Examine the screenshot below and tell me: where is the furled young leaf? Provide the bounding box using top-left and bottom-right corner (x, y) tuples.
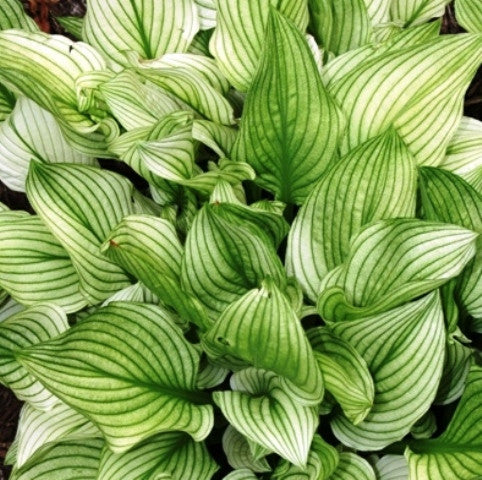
(222, 426), (271, 473)
(16, 302), (214, 452)
(182, 202), (288, 319)
(389, 0), (451, 25)
(204, 281), (323, 405)
(287, 129), (417, 300)
(0, 30), (115, 156)
(26, 163), (140, 304)
(419, 167), (482, 318)
(214, 368), (319, 468)
(83, 0), (199, 65)
(56, 16), (84, 40)
(456, 0), (482, 33)
(0, 304), (69, 410)
(0, 213), (87, 312)
(0, 96), (96, 192)
(317, 218), (477, 322)
(13, 402), (100, 468)
(330, 452), (375, 480)
(210, 0), (309, 91)
(102, 214), (211, 330)
(373, 455), (408, 480)
(10, 438), (103, 480)
(234, 9), (343, 204)
(411, 411), (437, 439)
(309, 0), (372, 55)
(97, 432), (218, 480)
(442, 116), (482, 194)
(308, 328), (374, 424)
(329, 292), (445, 450)
(327, 34), (482, 166)
(0, 0), (38, 31)
(406, 365), (482, 479)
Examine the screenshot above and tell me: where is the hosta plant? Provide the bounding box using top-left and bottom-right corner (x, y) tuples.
(0, 0), (481, 479)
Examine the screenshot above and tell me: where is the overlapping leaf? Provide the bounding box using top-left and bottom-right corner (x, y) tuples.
(456, 0), (482, 33)
(373, 455), (408, 480)
(330, 452), (375, 480)
(0, 0), (38, 31)
(389, 0), (451, 25)
(16, 302), (214, 452)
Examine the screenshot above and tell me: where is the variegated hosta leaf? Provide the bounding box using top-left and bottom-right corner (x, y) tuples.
(83, 0), (199, 65)
(101, 214), (211, 330)
(0, 214), (87, 312)
(329, 292), (445, 450)
(0, 0), (38, 31)
(435, 339), (472, 405)
(406, 365), (482, 479)
(102, 282), (158, 306)
(195, 0), (217, 30)
(0, 30), (114, 156)
(10, 438), (103, 480)
(0, 82), (14, 121)
(223, 470), (258, 480)
(182, 202), (288, 320)
(192, 120), (237, 158)
(197, 358), (229, 389)
(286, 129), (417, 301)
(222, 426), (271, 473)
(317, 218), (477, 322)
(389, 0), (451, 25)
(16, 302), (214, 452)
(308, 327), (374, 424)
(410, 411), (437, 439)
(0, 297), (25, 323)
(273, 434), (339, 479)
(203, 281), (323, 405)
(97, 432), (218, 480)
(456, 0), (482, 33)
(14, 402), (101, 468)
(419, 167), (482, 318)
(0, 304), (69, 410)
(327, 34), (482, 166)
(56, 16), (84, 40)
(330, 452), (376, 480)
(214, 368), (319, 468)
(234, 9), (343, 204)
(363, 0), (391, 24)
(26, 163), (140, 304)
(309, 0), (372, 55)
(210, 0), (309, 92)
(0, 96), (96, 192)
(373, 455), (408, 480)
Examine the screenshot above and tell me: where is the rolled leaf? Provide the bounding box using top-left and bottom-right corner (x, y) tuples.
(373, 455), (408, 480)
(234, 9), (343, 204)
(56, 16), (83, 39)
(16, 302), (214, 452)
(330, 452), (375, 480)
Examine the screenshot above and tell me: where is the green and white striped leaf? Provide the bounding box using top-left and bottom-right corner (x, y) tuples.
(435, 339), (472, 405)
(196, 0), (217, 29)
(101, 214), (211, 330)
(287, 129), (417, 301)
(309, 0), (372, 55)
(182, 203), (288, 320)
(419, 167), (482, 318)
(0, 30), (114, 156)
(0, 304), (69, 410)
(10, 438), (103, 480)
(222, 426), (271, 473)
(0, 213), (87, 312)
(327, 34), (482, 166)
(442, 116), (482, 194)
(97, 431), (218, 480)
(330, 452), (375, 480)
(329, 292), (445, 450)
(0, 83), (14, 121)
(16, 302), (214, 452)
(406, 364), (482, 480)
(308, 328), (374, 425)
(234, 9), (343, 204)
(26, 163), (139, 304)
(102, 282), (158, 306)
(373, 455), (408, 480)
(223, 471), (258, 480)
(214, 368), (319, 468)
(203, 281), (323, 405)
(0, 0), (38, 31)
(0, 96), (96, 192)
(410, 411), (437, 439)
(456, 0), (482, 33)
(83, 0), (199, 65)
(389, 0), (451, 25)
(192, 120), (237, 158)
(14, 402), (100, 467)
(56, 16), (84, 40)
(317, 219), (477, 322)
(210, 0), (309, 92)
(0, 297), (24, 323)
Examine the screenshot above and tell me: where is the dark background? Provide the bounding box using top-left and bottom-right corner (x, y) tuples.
(0, 2), (481, 478)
